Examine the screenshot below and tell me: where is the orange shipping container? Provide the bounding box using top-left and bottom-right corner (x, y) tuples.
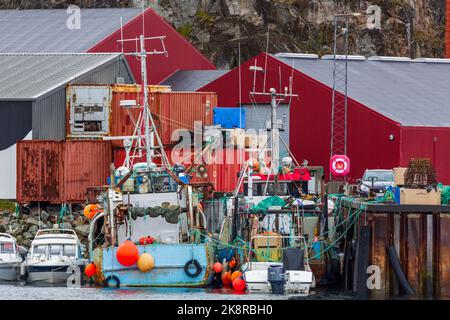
(17, 140), (112, 204)
(149, 92), (216, 146)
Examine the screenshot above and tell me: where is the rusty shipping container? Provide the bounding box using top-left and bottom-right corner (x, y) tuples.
(17, 140), (112, 204)
(17, 141), (65, 204)
(67, 84), (215, 149)
(63, 141), (112, 203)
(149, 92), (216, 146)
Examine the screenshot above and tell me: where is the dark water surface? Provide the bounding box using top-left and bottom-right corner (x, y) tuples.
(0, 284), (355, 300)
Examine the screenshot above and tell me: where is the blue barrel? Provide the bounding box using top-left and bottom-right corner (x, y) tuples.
(268, 265), (285, 295)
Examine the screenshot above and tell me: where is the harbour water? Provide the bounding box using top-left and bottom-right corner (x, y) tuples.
(0, 285), (351, 300)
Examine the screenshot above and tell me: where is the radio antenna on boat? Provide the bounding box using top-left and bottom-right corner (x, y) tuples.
(249, 56), (298, 195)
(117, 34), (169, 171)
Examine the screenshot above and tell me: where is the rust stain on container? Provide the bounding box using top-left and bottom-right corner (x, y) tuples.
(149, 92), (217, 146)
(17, 141), (64, 204)
(17, 140), (112, 204)
(108, 86), (217, 148)
(63, 141), (112, 203)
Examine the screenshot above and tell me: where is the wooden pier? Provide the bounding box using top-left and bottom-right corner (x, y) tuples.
(339, 199), (450, 299)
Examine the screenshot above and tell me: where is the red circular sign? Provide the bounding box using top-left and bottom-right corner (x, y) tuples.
(330, 155), (350, 177)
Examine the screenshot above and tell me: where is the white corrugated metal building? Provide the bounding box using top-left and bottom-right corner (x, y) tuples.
(0, 53), (134, 199)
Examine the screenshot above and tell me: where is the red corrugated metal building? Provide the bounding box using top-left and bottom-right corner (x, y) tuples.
(88, 8), (216, 84)
(0, 8), (215, 85)
(199, 52), (450, 184)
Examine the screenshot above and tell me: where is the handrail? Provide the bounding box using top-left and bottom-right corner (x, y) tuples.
(35, 229), (78, 239)
(88, 211), (106, 257)
(0, 233), (17, 241)
(248, 235), (309, 270)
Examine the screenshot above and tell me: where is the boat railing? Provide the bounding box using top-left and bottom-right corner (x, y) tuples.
(35, 229), (79, 239)
(0, 233), (17, 241)
(247, 235), (310, 270)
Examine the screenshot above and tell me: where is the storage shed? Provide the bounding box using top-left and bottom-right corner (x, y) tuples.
(0, 8), (215, 84)
(199, 52), (450, 184)
(0, 53), (133, 199)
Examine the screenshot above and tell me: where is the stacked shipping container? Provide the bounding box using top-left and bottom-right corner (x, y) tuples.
(17, 140), (112, 204)
(17, 85), (223, 203)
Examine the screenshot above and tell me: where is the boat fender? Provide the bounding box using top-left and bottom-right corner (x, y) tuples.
(104, 275), (120, 288)
(184, 259), (202, 278)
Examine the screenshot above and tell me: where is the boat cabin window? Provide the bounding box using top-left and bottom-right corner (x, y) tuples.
(245, 182), (293, 196)
(32, 245), (47, 258)
(63, 245), (76, 257)
(49, 245), (63, 256)
(0, 242), (15, 254)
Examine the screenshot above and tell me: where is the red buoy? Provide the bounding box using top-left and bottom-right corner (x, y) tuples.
(232, 277), (246, 292)
(116, 240), (139, 267)
(229, 257), (237, 269)
(85, 263), (96, 277)
(213, 262), (223, 274)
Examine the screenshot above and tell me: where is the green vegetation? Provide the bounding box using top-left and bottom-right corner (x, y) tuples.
(0, 200), (15, 212)
(177, 24), (193, 38)
(196, 10), (215, 25)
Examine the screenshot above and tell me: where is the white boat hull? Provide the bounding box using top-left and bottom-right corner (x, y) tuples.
(244, 269), (313, 294)
(24, 262), (85, 286)
(243, 262), (313, 295)
(0, 263), (19, 282)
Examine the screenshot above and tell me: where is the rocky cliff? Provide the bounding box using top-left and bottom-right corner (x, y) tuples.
(0, 0), (446, 69)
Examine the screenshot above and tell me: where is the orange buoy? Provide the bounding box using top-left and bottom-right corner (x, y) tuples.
(137, 253), (155, 272)
(213, 262), (223, 274)
(84, 263), (96, 277)
(231, 271), (242, 282)
(229, 257), (236, 269)
(232, 277), (246, 292)
(84, 204), (102, 219)
(221, 271), (232, 287)
(116, 240), (139, 267)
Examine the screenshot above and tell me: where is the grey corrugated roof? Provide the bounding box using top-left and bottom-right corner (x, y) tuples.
(161, 70), (229, 91)
(274, 55), (450, 127)
(0, 53), (121, 99)
(0, 9), (141, 53)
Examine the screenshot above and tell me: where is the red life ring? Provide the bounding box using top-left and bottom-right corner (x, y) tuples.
(330, 155), (350, 177)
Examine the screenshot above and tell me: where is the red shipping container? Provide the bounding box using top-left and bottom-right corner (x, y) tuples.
(17, 140), (112, 204)
(63, 141), (112, 203)
(17, 141), (65, 204)
(108, 86), (217, 148)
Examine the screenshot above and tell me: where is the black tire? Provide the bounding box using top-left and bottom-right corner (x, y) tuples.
(104, 275), (120, 288)
(184, 259), (202, 278)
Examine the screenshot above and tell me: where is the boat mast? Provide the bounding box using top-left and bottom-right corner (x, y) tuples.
(139, 35), (154, 169)
(270, 88), (280, 195)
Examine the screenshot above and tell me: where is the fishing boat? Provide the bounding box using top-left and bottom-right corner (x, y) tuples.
(22, 228), (86, 285)
(86, 34), (214, 288)
(0, 233), (22, 282)
(242, 235), (314, 294)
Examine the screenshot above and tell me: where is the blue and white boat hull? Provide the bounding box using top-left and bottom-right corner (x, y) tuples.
(94, 243), (214, 288)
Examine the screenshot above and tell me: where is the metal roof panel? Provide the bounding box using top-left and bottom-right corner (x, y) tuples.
(275, 55), (450, 127)
(0, 53), (121, 99)
(0, 9), (141, 53)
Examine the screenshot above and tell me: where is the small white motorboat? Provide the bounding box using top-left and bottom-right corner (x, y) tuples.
(243, 235), (314, 295)
(22, 228), (86, 286)
(0, 233), (22, 282)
